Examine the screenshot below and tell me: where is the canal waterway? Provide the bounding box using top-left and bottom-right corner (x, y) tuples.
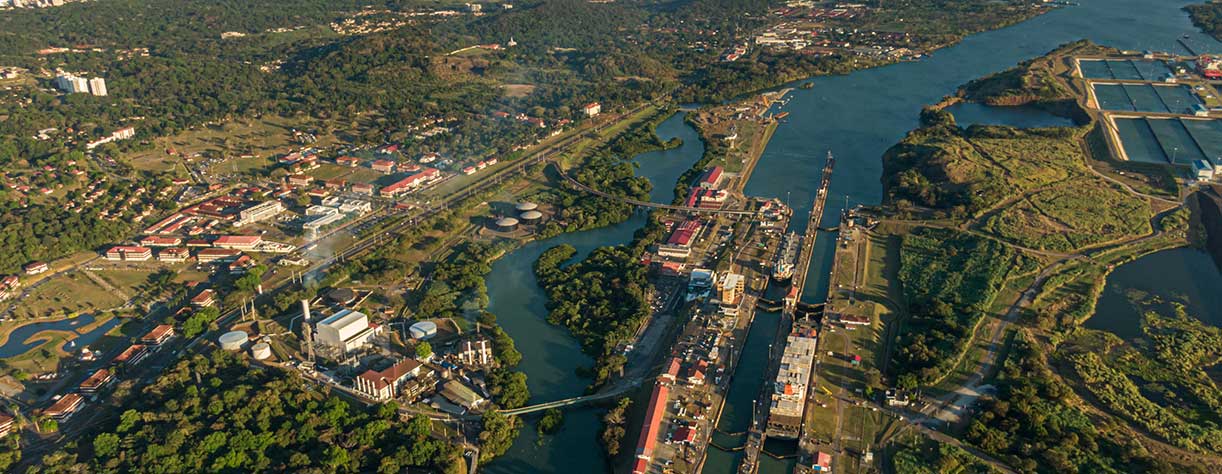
(484, 0), (1221, 471)
(484, 111), (705, 474)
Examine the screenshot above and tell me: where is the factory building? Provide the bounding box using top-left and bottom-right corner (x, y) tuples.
(354, 358), (422, 401)
(315, 309), (382, 354)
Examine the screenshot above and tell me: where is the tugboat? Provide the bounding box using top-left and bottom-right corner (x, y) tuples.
(772, 232), (800, 282)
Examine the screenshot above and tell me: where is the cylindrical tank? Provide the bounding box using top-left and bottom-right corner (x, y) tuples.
(409, 321), (438, 340)
(250, 342), (272, 360)
(326, 287), (356, 306)
(218, 330), (249, 351)
(515, 201), (538, 212)
(495, 217), (519, 231)
(519, 210), (543, 223)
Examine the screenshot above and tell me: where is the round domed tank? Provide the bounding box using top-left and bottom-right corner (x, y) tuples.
(495, 217), (519, 231)
(250, 342), (272, 360)
(515, 201), (538, 212)
(409, 321), (438, 340)
(218, 330), (249, 351)
(519, 210), (543, 223)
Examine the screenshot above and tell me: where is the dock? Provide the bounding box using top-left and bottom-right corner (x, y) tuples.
(785, 151), (836, 312)
(739, 151), (835, 474)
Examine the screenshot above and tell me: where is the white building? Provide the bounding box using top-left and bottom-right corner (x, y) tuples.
(87, 77), (107, 96)
(236, 200), (284, 227)
(354, 358), (422, 401)
(315, 309), (381, 354)
(1193, 159), (1215, 181)
(55, 73), (106, 96)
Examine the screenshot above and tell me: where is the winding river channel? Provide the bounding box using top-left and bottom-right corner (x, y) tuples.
(485, 0), (1222, 472)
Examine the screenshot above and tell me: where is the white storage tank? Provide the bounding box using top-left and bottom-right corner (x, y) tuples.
(495, 217), (519, 232)
(515, 201), (538, 212)
(409, 321), (438, 340)
(519, 210), (543, 223)
(219, 330), (249, 351)
(250, 342), (272, 360)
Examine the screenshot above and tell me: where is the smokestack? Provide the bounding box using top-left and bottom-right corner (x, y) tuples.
(301, 300), (315, 362)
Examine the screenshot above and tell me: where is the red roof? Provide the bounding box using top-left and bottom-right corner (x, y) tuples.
(358, 359), (421, 390)
(45, 393), (83, 416)
(635, 381), (670, 459)
(142, 324), (174, 343)
(665, 358), (681, 378)
(214, 235), (261, 246)
(674, 426), (696, 443)
(632, 458), (649, 474)
(666, 220), (701, 246)
(79, 369), (112, 390)
(816, 452), (832, 468)
(697, 166), (723, 187)
(113, 344), (147, 364)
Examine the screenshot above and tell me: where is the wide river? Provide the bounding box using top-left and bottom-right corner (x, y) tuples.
(485, 0), (1221, 472)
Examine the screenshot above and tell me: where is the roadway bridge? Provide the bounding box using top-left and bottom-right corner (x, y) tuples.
(552, 160), (758, 216)
(457, 377), (645, 420)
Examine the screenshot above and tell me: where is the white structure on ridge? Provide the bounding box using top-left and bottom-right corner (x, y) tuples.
(54, 73), (106, 96)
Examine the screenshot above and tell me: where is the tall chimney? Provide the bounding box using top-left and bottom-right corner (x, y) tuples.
(301, 300), (315, 362)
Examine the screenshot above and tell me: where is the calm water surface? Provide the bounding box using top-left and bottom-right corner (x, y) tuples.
(1087, 248), (1222, 340)
(486, 0), (1221, 471)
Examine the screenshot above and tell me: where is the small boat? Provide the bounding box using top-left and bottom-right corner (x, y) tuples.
(800, 82), (814, 89)
(775, 111), (790, 120)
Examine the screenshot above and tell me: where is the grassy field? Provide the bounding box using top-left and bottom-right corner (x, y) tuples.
(8, 272), (125, 319)
(978, 178), (1151, 252)
(124, 115), (339, 175)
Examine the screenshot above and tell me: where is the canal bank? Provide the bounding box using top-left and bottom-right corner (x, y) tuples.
(483, 111), (706, 474)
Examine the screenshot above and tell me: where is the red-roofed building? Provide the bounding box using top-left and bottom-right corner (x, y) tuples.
(190, 289), (216, 307)
(141, 324), (175, 345)
(687, 360), (707, 386)
(666, 220), (701, 247)
(213, 235), (262, 250)
(139, 236), (182, 247)
(380, 168), (440, 197)
(371, 159), (396, 173)
(696, 166), (724, 189)
(24, 262), (49, 275)
(197, 248), (243, 263)
(814, 452), (832, 472)
(113, 344), (149, 366)
(631, 458), (649, 474)
(673, 425), (696, 444)
(324, 178), (347, 190)
(287, 174), (313, 187)
(0, 413), (12, 438)
(351, 183), (375, 195)
(44, 393), (84, 420)
(662, 357), (681, 383)
(157, 247), (190, 263)
(354, 358), (422, 401)
(336, 156), (361, 167)
(105, 246), (152, 261)
(633, 381), (669, 468)
(79, 368), (113, 393)
(462, 166), (477, 175)
(583, 102), (601, 117)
